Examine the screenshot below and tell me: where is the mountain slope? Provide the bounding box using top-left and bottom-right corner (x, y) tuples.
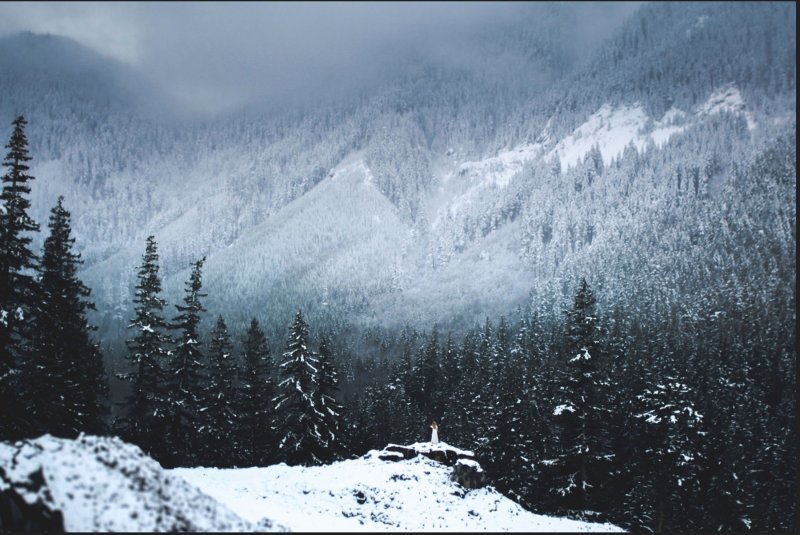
(0, 1), (794, 346)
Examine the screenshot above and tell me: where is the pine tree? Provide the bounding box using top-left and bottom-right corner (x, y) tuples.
(313, 331), (345, 462)
(438, 332), (460, 430)
(416, 324), (441, 422)
(273, 310), (325, 465)
(201, 315), (237, 466)
(28, 197), (108, 437)
(626, 378), (705, 533)
(484, 343), (536, 505)
(549, 278), (612, 513)
(120, 235), (172, 460)
(0, 115), (40, 440)
(235, 318), (275, 466)
(166, 257), (207, 467)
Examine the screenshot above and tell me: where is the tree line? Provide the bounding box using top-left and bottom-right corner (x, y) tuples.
(0, 115), (345, 469)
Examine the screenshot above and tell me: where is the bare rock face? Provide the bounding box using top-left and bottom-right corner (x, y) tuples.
(450, 459), (489, 489)
(0, 477), (65, 532)
(376, 442), (489, 489)
(0, 434), (269, 532)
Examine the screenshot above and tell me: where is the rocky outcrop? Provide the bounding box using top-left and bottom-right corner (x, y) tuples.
(0, 482), (65, 532)
(376, 442), (489, 489)
(450, 459), (489, 489)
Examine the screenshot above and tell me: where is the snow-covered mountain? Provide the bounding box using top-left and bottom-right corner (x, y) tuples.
(0, 2), (794, 350)
(0, 434), (622, 532)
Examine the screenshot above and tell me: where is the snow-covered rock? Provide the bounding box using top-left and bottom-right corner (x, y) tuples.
(378, 441), (475, 466)
(451, 458), (488, 489)
(173, 444), (624, 532)
(0, 434), (280, 532)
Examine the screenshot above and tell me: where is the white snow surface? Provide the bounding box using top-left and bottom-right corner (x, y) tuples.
(548, 103), (690, 170)
(435, 84), (751, 225)
(173, 444), (623, 532)
(695, 84), (756, 130)
(450, 142), (546, 188)
(548, 84), (754, 171)
(1, 435), (622, 532)
(0, 434), (273, 532)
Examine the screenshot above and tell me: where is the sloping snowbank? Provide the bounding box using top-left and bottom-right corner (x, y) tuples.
(173, 444), (624, 532)
(0, 434), (278, 532)
(1, 435), (623, 532)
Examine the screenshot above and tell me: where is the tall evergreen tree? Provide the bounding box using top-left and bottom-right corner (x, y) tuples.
(626, 377), (705, 533)
(28, 197), (108, 437)
(549, 278), (612, 513)
(438, 331), (460, 431)
(235, 318), (275, 466)
(120, 235), (172, 460)
(273, 310), (325, 465)
(166, 257), (207, 467)
(201, 315), (237, 466)
(313, 331), (345, 462)
(416, 324), (441, 422)
(0, 115), (40, 440)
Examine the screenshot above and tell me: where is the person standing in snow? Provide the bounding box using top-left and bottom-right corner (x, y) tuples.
(430, 421), (439, 444)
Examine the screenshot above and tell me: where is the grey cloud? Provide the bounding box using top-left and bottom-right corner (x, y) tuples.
(0, 2), (641, 113)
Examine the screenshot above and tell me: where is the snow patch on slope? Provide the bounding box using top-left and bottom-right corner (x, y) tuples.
(549, 103), (690, 170)
(450, 142), (547, 188)
(173, 447), (623, 532)
(432, 141), (546, 228)
(549, 84), (754, 171)
(695, 84), (756, 130)
(329, 155), (376, 187)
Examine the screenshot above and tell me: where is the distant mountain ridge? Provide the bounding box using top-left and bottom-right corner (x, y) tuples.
(0, 1), (794, 353)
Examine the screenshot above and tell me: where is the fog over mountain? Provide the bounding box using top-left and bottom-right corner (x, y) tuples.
(0, 2), (640, 112)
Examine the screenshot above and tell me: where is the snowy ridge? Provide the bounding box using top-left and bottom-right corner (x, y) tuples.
(0, 434), (273, 532)
(434, 84), (751, 226)
(549, 84), (754, 171)
(173, 444), (624, 532)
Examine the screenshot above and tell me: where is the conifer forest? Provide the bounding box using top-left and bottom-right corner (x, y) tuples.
(0, 2), (795, 532)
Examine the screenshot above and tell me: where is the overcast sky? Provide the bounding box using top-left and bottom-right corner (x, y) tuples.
(0, 2), (640, 113)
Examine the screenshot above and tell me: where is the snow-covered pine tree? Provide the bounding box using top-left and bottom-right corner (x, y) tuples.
(416, 324), (441, 422)
(446, 330), (479, 444)
(29, 196), (108, 438)
(549, 278), (612, 513)
(313, 331), (344, 463)
(438, 332), (461, 429)
(0, 115), (40, 440)
(201, 315), (237, 466)
(626, 378), (704, 533)
(235, 317), (275, 466)
(472, 318), (496, 457)
(166, 257), (207, 467)
(120, 235), (172, 460)
(273, 310), (325, 466)
(484, 335), (536, 506)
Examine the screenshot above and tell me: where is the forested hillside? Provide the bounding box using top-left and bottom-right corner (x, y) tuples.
(0, 2), (795, 532)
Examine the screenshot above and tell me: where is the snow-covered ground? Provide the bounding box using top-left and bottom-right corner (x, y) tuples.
(172, 444), (623, 532)
(1, 435), (622, 532)
(0, 434), (269, 532)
